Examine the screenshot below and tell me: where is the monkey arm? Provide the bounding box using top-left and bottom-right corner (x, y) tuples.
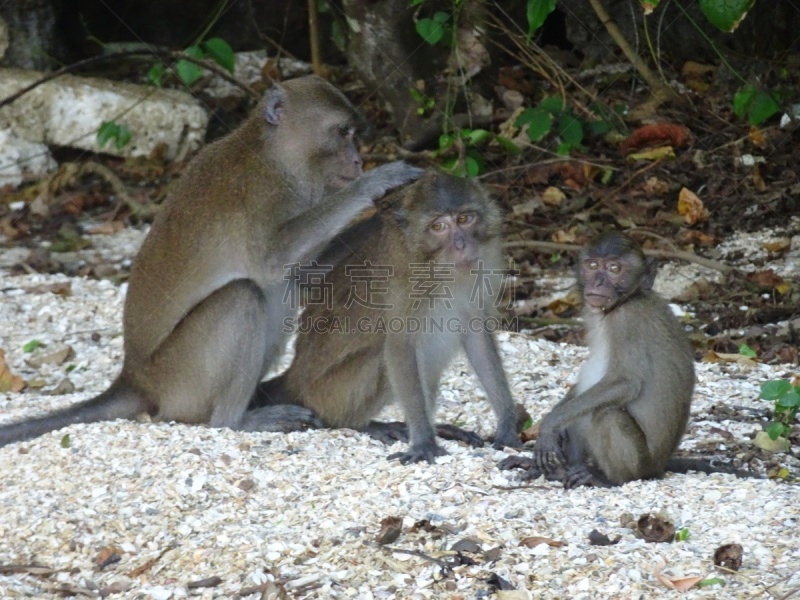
(541, 376), (640, 432)
(462, 330), (520, 449)
(383, 334), (446, 464)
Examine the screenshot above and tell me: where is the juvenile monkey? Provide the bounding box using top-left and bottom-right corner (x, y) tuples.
(252, 172), (521, 464)
(0, 75), (421, 448)
(504, 232), (691, 487)
(501, 232), (754, 487)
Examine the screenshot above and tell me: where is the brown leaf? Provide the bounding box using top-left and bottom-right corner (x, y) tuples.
(651, 558), (703, 592)
(713, 543), (743, 571)
(25, 346), (74, 369)
(541, 186), (566, 207)
(677, 188), (709, 225)
(635, 514), (675, 543)
(376, 516), (403, 545)
(761, 239), (792, 254)
(643, 176), (670, 196)
(0, 349), (24, 393)
(95, 545), (123, 569)
(621, 123), (692, 155)
(701, 350), (758, 368)
(23, 281), (72, 295)
(519, 536), (564, 548)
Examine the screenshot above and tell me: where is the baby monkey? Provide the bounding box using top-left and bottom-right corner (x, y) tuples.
(253, 172), (521, 463)
(502, 232), (757, 487)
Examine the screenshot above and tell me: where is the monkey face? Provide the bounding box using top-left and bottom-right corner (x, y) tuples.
(426, 211), (484, 268)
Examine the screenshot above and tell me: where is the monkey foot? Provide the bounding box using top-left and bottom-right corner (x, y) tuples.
(563, 465), (613, 489)
(499, 455), (569, 482)
(362, 421), (409, 444)
(237, 405), (324, 433)
(434, 423), (484, 448)
(388, 441), (448, 465)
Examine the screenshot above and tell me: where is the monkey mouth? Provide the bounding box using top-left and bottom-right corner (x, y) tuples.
(585, 293), (612, 308)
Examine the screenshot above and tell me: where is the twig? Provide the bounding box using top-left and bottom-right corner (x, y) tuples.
(307, 0), (323, 75)
(0, 50), (258, 110)
(587, 0), (678, 105)
(364, 541), (452, 571)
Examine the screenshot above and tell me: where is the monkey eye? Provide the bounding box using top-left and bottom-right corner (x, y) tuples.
(339, 125), (355, 138)
(430, 221), (447, 233)
(456, 212), (476, 225)
(586, 259), (599, 270)
(608, 261), (621, 273)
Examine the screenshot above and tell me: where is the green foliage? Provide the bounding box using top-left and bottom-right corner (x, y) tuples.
(434, 128), (499, 177)
(675, 528), (690, 542)
(416, 11), (453, 46)
(759, 379), (800, 441)
(147, 37), (235, 87)
(514, 96), (610, 155)
(527, 0), (557, 36)
(698, 0), (755, 32)
(697, 578), (725, 588)
(97, 121), (133, 151)
(23, 340), (42, 353)
(409, 87), (435, 116)
(738, 343), (757, 358)
(60, 433), (71, 448)
(733, 85), (781, 126)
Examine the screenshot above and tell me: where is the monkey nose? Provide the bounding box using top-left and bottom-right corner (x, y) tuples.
(454, 236), (466, 250)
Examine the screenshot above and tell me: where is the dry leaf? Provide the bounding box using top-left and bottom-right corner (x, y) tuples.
(519, 536), (564, 548)
(621, 123), (691, 155)
(643, 176), (670, 196)
(748, 127), (767, 148)
(0, 349), (24, 393)
(753, 431), (790, 453)
(627, 146), (676, 162)
(702, 350), (758, 368)
(551, 229), (577, 244)
(541, 186), (566, 207)
(677, 188), (710, 225)
(761, 239), (792, 254)
(652, 558), (703, 592)
(376, 516), (403, 545)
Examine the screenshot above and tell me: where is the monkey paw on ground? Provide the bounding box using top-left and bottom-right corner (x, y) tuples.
(388, 441), (448, 465)
(531, 433), (567, 473)
(237, 405), (324, 433)
(362, 421), (410, 444)
(564, 464), (613, 489)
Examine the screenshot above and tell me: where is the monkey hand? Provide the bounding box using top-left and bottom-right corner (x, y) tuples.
(350, 162), (424, 207)
(532, 430), (567, 474)
(388, 440), (448, 465)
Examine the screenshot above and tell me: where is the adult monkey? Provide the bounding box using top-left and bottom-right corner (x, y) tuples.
(501, 232), (755, 487)
(0, 75), (421, 448)
(253, 172), (522, 464)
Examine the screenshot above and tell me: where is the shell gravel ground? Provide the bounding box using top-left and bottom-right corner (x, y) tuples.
(0, 228), (798, 599)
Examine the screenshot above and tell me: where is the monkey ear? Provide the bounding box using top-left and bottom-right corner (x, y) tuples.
(642, 256), (658, 290)
(264, 85), (287, 125)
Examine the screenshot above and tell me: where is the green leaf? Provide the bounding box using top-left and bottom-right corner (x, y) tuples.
(23, 340), (42, 353)
(760, 379), (792, 401)
(432, 11), (449, 24)
(539, 95), (566, 115)
(496, 135), (521, 154)
(697, 578), (724, 588)
(549, 253), (561, 263)
(416, 17), (444, 45)
(464, 155), (481, 177)
(438, 132), (457, 151)
(733, 86), (757, 118)
(516, 107), (553, 142)
(66, 364), (76, 373)
(147, 63), (166, 86)
(747, 90), (780, 126)
(765, 421), (787, 441)
(738, 343), (757, 358)
(676, 528), (690, 542)
(96, 121), (117, 149)
(559, 113), (584, 146)
(113, 124), (132, 150)
(556, 141), (572, 155)
(588, 119), (612, 136)
(776, 390), (800, 409)
(526, 0), (557, 36)
(331, 19), (347, 52)
(465, 128), (491, 146)
(60, 433), (71, 448)
(522, 416), (534, 430)
(698, 0), (755, 32)
(177, 44), (205, 86)
(202, 37), (235, 73)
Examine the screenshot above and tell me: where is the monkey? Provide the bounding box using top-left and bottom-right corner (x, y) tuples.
(500, 232), (757, 487)
(250, 171), (521, 464)
(0, 75), (422, 448)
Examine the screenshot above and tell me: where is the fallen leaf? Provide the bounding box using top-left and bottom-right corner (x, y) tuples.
(486, 572), (515, 591)
(23, 281), (72, 295)
(702, 350), (758, 368)
(621, 123), (691, 155)
(677, 188), (710, 225)
(627, 146), (676, 162)
(748, 127), (767, 148)
(519, 536), (564, 548)
(761, 239), (791, 254)
(588, 529), (621, 546)
(643, 176), (670, 196)
(713, 543), (743, 571)
(95, 545), (123, 569)
(25, 345), (74, 368)
(376, 516), (403, 545)
(0, 349), (24, 393)
(541, 186), (566, 207)
(652, 558), (703, 592)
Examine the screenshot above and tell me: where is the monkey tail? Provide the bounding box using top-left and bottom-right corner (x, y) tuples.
(0, 379), (149, 448)
(665, 457), (760, 479)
